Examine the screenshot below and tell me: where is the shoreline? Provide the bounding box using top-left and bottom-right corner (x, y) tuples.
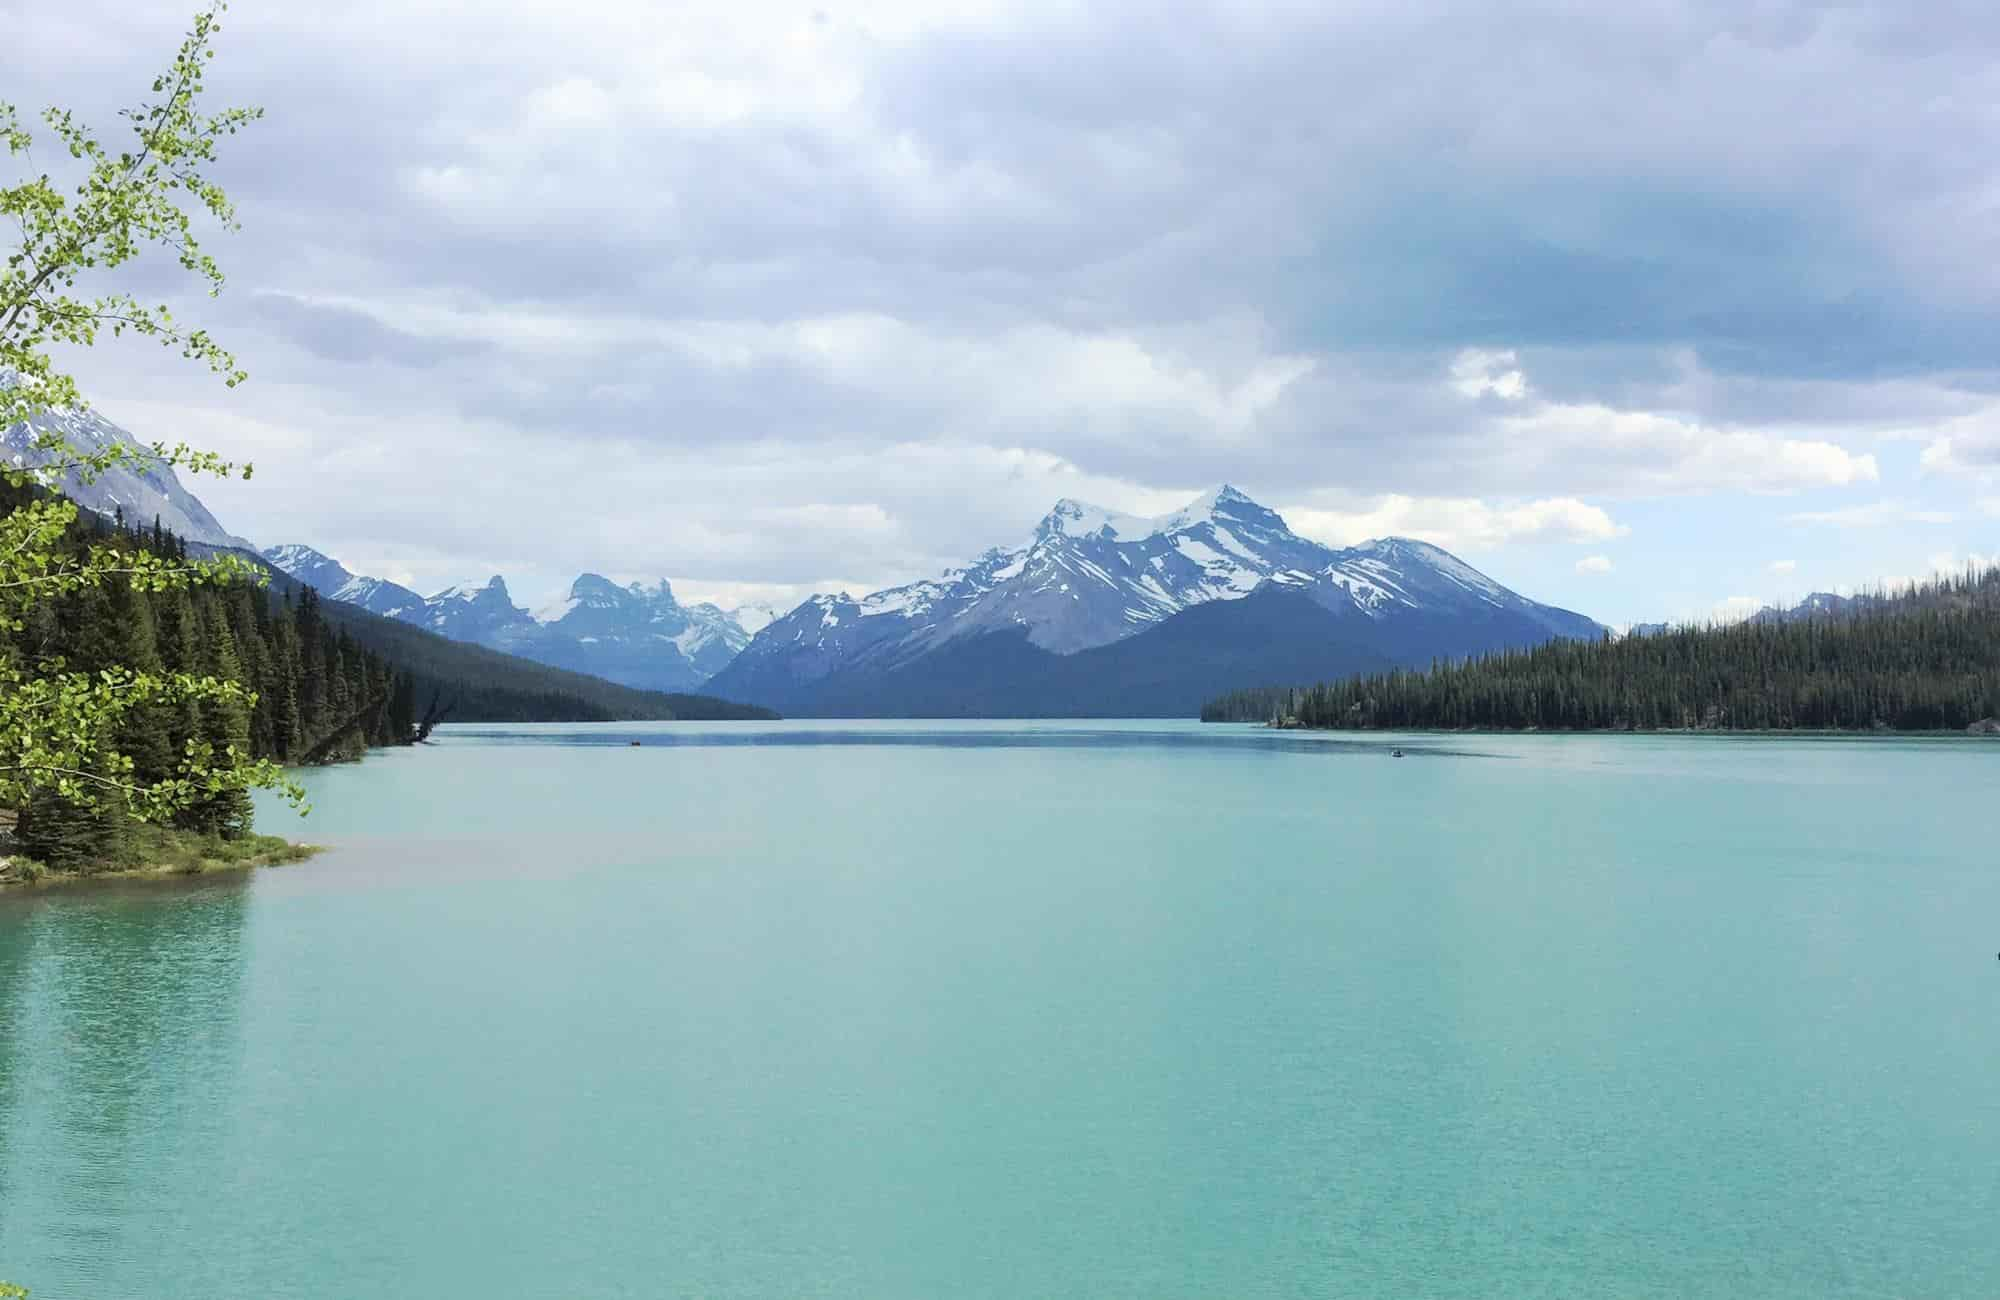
(1246, 722), (2000, 737)
(0, 830), (322, 892)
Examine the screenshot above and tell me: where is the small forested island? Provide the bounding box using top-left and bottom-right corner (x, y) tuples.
(1203, 566), (2000, 733)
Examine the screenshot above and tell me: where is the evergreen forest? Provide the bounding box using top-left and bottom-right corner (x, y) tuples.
(1201, 566), (2000, 733)
(1, 484), (774, 871)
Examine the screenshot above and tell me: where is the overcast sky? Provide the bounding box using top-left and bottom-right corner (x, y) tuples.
(10, 0), (2000, 624)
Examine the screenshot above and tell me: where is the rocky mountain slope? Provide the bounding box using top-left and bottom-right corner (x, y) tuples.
(5, 396), (252, 549)
(707, 486), (1602, 715)
(261, 543), (426, 619)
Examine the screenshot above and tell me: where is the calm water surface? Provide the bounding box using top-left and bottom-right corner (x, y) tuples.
(2, 721), (1996, 1297)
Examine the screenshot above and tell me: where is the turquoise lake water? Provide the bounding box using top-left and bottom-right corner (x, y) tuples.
(2, 720), (1997, 1297)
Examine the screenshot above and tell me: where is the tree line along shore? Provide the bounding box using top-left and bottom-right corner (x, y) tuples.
(0, 487), (773, 886)
(1202, 566), (2000, 734)
(0, 494), (420, 880)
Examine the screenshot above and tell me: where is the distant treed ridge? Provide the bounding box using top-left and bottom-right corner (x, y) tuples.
(1202, 567), (2000, 731)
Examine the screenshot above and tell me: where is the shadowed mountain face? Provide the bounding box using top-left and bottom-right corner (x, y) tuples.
(714, 589), (1398, 719)
(707, 487), (1603, 716)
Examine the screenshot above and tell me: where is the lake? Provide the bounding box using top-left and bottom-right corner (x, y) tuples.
(2, 721), (1997, 1297)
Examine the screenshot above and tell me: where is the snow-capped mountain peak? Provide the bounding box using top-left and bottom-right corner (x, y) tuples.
(1155, 483), (1277, 533)
(429, 575), (513, 606)
(533, 572), (674, 624)
(1033, 484), (1282, 547)
(1036, 498), (1158, 543)
(264, 542), (342, 584)
(714, 486), (1605, 700)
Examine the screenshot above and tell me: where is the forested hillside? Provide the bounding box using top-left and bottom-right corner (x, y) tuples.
(1, 486), (775, 870)
(2, 493), (417, 866)
(1202, 567), (2000, 732)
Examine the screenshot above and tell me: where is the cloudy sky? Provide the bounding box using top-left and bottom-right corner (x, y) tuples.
(11, 0), (2000, 625)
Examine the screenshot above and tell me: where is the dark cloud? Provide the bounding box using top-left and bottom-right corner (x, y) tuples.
(248, 293), (488, 367)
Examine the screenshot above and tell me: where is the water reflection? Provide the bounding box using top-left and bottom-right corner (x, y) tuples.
(0, 877), (250, 1291)
(441, 721), (1494, 760)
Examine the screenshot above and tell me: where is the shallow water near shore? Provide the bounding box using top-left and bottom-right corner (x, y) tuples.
(3, 720), (1997, 1297)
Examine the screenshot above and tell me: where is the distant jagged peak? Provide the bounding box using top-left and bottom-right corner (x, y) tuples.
(431, 574), (513, 603)
(1035, 497), (1160, 543)
(262, 542), (358, 593)
(567, 572), (629, 602)
(1156, 483), (1289, 534)
(532, 573), (681, 624)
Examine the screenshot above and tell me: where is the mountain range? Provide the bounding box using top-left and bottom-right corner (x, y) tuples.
(259, 545), (758, 693)
(12, 391), (1608, 716)
(705, 487), (1602, 716)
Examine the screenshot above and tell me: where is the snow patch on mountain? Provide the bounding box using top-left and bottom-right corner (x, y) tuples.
(718, 485), (1605, 696)
(724, 603), (783, 635)
(1039, 498), (1158, 543)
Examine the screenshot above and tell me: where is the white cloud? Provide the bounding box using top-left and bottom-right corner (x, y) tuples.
(1493, 400), (1878, 494)
(1281, 495), (1627, 553)
(1575, 554), (1614, 574)
(1915, 405), (2000, 477)
(1770, 559), (1797, 574)
(1450, 349), (1528, 401)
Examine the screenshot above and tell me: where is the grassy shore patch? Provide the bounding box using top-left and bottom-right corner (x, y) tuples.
(0, 817), (320, 889)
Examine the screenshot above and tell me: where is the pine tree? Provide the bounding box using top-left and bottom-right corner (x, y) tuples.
(175, 600), (256, 838)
